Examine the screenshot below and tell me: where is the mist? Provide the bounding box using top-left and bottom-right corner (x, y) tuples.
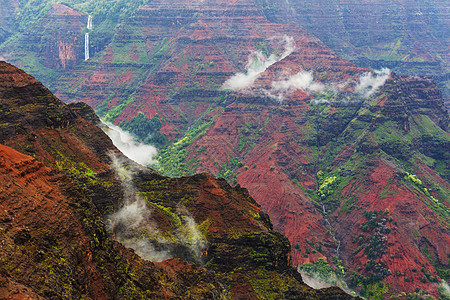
(272, 71), (325, 93)
(105, 153), (207, 263)
(106, 153), (172, 261)
(271, 68), (391, 103)
(299, 270), (356, 297)
(102, 121), (157, 166)
(299, 271), (333, 289)
(175, 206), (208, 261)
(311, 99), (331, 105)
(355, 68), (391, 98)
(440, 281), (450, 298)
(259, 71), (329, 103)
(223, 35), (295, 90)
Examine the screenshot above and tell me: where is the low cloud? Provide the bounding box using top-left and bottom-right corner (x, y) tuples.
(272, 71), (325, 93)
(106, 153), (171, 262)
(105, 153), (207, 263)
(223, 35), (295, 90)
(259, 71), (327, 103)
(440, 281), (450, 298)
(222, 35), (390, 105)
(298, 271), (333, 289)
(310, 99), (331, 105)
(355, 68), (391, 98)
(175, 206), (207, 261)
(269, 68), (390, 103)
(102, 121), (157, 166)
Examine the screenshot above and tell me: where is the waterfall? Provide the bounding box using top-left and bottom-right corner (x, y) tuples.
(84, 33), (89, 61)
(321, 204), (341, 255)
(87, 15), (93, 30)
(85, 15), (92, 61)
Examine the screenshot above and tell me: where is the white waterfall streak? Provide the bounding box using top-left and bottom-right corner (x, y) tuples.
(84, 15), (92, 61)
(87, 15), (93, 30)
(84, 33), (89, 61)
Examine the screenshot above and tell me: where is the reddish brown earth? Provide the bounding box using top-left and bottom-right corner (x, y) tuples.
(0, 0), (448, 298)
(0, 59), (115, 191)
(256, 0), (449, 63)
(0, 61), (359, 298)
(336, 159), (448, 294)
(0, 143), (230, 299)
(1, 3), (87, 74)
(13, 0), (445, 297)
(53, 0), (369, 134)
(254, 0), (450, 109)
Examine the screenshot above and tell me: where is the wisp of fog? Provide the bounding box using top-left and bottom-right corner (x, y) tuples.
(104, 150), (207, 264)
(355, 68), (391, 98)
(223, 35), (295, 90)
(101, 121), (157, 166)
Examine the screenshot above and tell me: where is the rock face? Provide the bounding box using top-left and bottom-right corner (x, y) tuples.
(0, 3), (87, 86)
(257, 0), (449, 60)
(254, 0), (450, 109)
(0, 61), (358, 299)
(41, 0), (449, 297)
(38, 1), (448, 297)
(33, 4), (86, 70)
(0, 0), (448, 298)
(53, 0), (366, 132)
(0, 0), (18, 44)
(180, 71), (449, 299)
(0, 143), (227, 299)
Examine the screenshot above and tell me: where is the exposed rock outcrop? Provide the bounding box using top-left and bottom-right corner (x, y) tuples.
(0, 61), (358, 298)
(0, 0), (448, 297)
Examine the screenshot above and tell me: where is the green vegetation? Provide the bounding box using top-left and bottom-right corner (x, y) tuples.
(317, 171), (338, 199)
(155, 119), (215, 177)
(247, 268), (290, 299)
(102, 97), (137, 123)
(315, 168), (359, 213)
(13, 0), (149, 34)
(375, 115), (450, 180)
(404, 171), (449, 223)
(120, 112), (167, 147)
(349, 210), (393, 297)
(418, 242), (450, 282)
(216, 156), (243, 185)
(111, 42), (149, 64)
(392, 289), (435, 300)
(298, 258), (340, 285)
(361, 282), (390, 300)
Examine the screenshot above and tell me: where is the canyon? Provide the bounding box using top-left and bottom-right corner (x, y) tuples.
(0, 60), (359, 299)
(255, 0), (449, 109)
(0, 0), (448, 298)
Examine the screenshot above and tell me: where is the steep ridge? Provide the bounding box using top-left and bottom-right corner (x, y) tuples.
(0, 59), (120, 214)
(256, 0), (449, 62)
(0, 142), (227, 299)
(0, 61), (357, 298)
(53, 0), (366, 121)
(47, 0), (367, 284)
(254, 0), (450, 110)
(0, 0), (18, 44)
(51, 1), (449, 298)
(313, 74), (450, 297)
(0, 3), (88, 89)
(0, 0), (448, 298)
